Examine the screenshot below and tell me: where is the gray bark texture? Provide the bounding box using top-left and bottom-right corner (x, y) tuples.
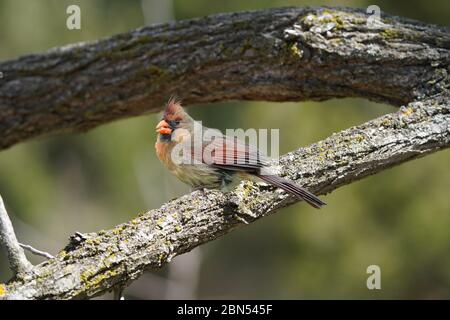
(0, 195), (33, 278)
(0, 7), (449, 299)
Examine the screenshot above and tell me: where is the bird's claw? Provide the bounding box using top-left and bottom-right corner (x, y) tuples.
(191, 186), (207, 193)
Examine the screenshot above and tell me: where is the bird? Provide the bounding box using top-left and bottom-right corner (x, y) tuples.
(155, 98), (326, 209)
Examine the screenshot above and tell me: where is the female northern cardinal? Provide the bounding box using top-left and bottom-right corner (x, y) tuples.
(155, 98), (325, 208)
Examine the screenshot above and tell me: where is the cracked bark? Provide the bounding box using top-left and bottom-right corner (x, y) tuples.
(0, 7), (449, 299)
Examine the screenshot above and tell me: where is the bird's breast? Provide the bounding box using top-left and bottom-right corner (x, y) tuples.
(155, 140), (223, 188)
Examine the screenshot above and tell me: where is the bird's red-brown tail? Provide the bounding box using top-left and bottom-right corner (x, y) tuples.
(257, 175), (326, 209)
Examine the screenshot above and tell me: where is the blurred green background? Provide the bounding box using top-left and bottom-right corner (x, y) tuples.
(0, 0), (449, 299)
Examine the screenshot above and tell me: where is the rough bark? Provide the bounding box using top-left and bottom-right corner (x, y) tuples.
(0, 7), (449, 299)
(0, 7), (448, 150)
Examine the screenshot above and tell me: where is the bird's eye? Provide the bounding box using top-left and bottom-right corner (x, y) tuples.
(169, 120), (180, 127)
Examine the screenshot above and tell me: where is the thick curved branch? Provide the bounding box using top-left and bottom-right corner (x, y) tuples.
(2, 95), (449, 299)
(0, 7), (449, 150)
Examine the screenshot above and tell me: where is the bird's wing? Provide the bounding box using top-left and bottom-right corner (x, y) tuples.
(191, 134), (269, 173)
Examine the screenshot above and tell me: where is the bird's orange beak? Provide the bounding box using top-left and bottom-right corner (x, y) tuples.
(156, 120), (172, 135)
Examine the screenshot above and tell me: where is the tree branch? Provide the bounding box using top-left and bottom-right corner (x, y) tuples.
(0, 6), (449, 299)
(0, 7), (448, 150)
(19, 243), (54, 260)
(0, 195), (33, 278)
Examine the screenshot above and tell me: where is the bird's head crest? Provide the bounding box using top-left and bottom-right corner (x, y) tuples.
(164, 96), (184, 121)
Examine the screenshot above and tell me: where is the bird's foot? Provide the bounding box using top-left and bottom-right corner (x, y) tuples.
(191, 186), (207, 193)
